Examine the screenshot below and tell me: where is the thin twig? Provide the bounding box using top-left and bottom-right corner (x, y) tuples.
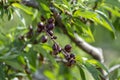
(105, 64), (120, 78)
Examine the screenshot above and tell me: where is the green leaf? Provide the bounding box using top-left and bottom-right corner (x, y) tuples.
(103, 6), (120, 17)
(14, 9), (26, 26)
(33, 44), (56, 65)
(0, 54), (19, 61)
(92, 11), (115, 34)
(77, 65), (86, 80)
(12, 3), (33, 15)
(84, 62), (101, 80)
(87, 59), (109, 73)
(74, 19), (95, 42)
(40, 3), (51, 12)
(44, 70), (56, 80)
(5, 60), (24, 71)
(73, 9), (97, 18)
(0, 64), (5, 80)
(52, 2), (64, 12)
(104, 0), (120, 8)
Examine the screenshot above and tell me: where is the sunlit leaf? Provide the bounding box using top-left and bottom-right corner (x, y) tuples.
(73, 9), (97, 18)
(12, 3), (33, 15)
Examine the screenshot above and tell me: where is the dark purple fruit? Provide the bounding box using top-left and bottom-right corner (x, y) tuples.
(70, 54), (75, 59)
(37, 22), (44, 29)
(52, 43), (58, 50)
(37, 28), (42, 33)
(52, 36), (57, 39)
(46, 23), (54, 30)
(48, 18), (54, 23)
(47, 30), (53, 36)
(41, 35), (48, 43)
(65, 55), (71, 61)
(64, 44), (72, 52)
(69, 59), (76, 65)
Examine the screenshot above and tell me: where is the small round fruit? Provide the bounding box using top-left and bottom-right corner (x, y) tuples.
(52, 43), (58, 50)
(69, 59), (76, 65)
(48, 18), (54, 23)
(65, 55), (71, 61)
(52, 36), (57, 39)
(47, 30), (53, 36)
(46, 23), (54, 30)
(37, 28), (42, 33)
(64, 44), (72, 52)
(37, 22), (44, 29)
(70, 54), (75, 59)
(41, 35), (48, 43)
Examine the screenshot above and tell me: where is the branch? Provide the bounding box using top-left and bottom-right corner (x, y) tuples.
(105, 64), (120, 77)
(53, 12), (104, 62)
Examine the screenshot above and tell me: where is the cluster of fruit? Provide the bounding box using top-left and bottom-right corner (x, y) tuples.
(19, 16), (76, 66)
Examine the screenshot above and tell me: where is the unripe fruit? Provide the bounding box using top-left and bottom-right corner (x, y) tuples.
(41, 35), (48, 43)
(48, 18), (54, 23)
(64, 44), (72, 52)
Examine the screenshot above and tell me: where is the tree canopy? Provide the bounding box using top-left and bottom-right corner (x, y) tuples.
(0, 0), (120, 80)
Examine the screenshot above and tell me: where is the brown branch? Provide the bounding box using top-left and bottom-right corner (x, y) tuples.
(53, 12), (104, 63)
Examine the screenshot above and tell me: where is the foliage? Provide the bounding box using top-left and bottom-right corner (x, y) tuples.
(0, 0), (120, 80)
